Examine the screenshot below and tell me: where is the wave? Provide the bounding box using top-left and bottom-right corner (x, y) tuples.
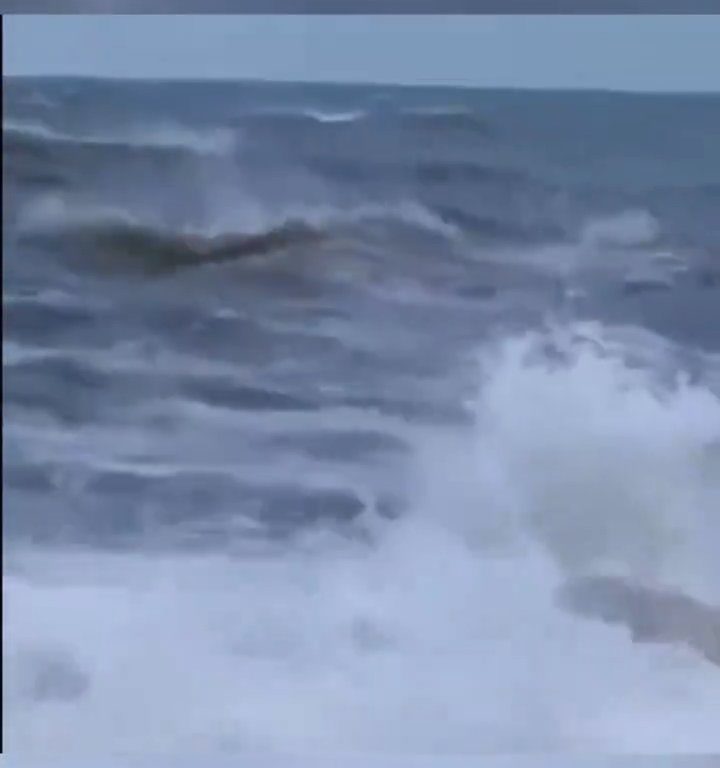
(302, 109), (368, 124)
(23, 194), (460, 238)
(4, 120), (63, 143)
(25, 216), (323, 275)
(6, 323), (720, 757)
(239, 108), (369, 125)
(238, 106), (491, 133)
(18, 196), (459, 273)
(3, 119), (237, 156)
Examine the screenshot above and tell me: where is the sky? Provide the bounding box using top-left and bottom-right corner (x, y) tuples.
(4, 0), (720, 11)
(4, 15), (720, 92)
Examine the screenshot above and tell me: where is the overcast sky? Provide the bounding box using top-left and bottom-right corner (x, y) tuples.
(4, 15), (720, 92)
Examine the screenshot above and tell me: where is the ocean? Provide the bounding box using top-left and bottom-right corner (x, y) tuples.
(3, 76), (720, 760)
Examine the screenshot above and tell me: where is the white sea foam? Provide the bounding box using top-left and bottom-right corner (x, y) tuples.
(580, 209), (661, 248)
(18, 195), (141, 232)
(303, 109), (368, 124)
(5, 323), (720, 759)
(203, 198), (459, 241)
(243, 108), (368, 124)
(20, 193), (458, 243)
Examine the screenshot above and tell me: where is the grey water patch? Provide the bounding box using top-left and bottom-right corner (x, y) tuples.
(3, 354), (162, 425)
(7, 646), (90, 704)
(697, 268), (720, 289)
(79, 468), (369, 543)
(3, 295), (108, 347)
(178, 375), (319, 412)
(3, 461), (58, 494)
(4, 356), (111, 424)
(265, 428), (408, 463)
(349, 617), (392, 653)
(259, 486), (367, 531)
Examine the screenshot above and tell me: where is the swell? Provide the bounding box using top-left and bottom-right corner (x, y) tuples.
(17, 196), (461, 275)
(21, 216), (326, 275)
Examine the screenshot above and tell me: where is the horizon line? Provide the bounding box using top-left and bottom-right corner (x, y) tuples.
(5, 73), (720, 97)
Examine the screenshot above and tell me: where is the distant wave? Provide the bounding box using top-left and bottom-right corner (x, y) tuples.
(240, 108), (369, 125)
(4, 120), (67, 143)
(237, 106), (492, 134)
(2, 119), (237, 156)
(303, 109), (367, 124)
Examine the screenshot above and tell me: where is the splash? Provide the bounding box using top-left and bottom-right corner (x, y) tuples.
(5, 324), (720, 759)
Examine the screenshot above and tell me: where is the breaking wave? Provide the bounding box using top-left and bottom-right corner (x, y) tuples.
(3, 118), (237, 156)
(5, 322), (720, 758)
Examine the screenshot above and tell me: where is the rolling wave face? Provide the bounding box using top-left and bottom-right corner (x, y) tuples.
(3, 118), (238, 156)
(20, 214), (325, 274)
(16, 193), (462, 276)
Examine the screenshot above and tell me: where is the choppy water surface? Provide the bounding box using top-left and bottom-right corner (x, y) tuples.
(3, 77), (720, 759)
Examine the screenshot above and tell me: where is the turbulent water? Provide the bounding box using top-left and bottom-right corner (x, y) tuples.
(3, 77), (720, 760)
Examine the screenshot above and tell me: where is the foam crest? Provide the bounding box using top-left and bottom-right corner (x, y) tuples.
(413, 324), (720, 596)
(581, 210), (660, 248)
(3, 118), (237, 155)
